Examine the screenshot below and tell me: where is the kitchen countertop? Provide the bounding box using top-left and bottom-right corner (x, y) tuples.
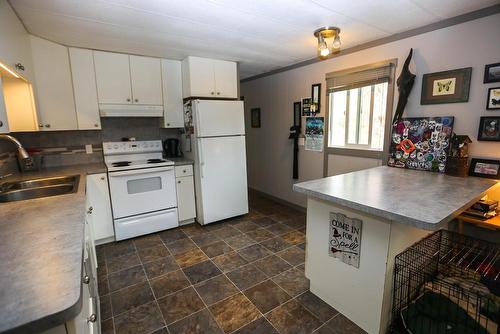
(293, 166), (498, 230)
(0, 163), (106, 334)
(167, 157), (194, 166)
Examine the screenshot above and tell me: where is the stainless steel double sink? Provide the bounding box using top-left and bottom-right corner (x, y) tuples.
(0, 175), (80, 203)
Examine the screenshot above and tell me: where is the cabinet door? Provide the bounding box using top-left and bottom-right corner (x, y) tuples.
(213, 60), (238, 98)
(87, 173), (114, 243)
(161, 59), (184, 128)
(130, 55), (162, 105)
(30, 36), (77, 130)
(0, 76), (10, 133)
(93, 51), (132, 104)
(184, 56), (215, 98)
(176, 176), (196, 222)
(69, 48), (100, 130)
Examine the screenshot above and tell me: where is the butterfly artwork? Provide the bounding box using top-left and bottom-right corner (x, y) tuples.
(388, 116), (454, 173)
(421, 68), (471, 105)
(487, 87), (500, 110)
(437, 80), (453, 93)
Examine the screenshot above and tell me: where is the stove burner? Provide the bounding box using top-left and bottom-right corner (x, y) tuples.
(147, 159), (166, 164)
(112, 161), (131, 167)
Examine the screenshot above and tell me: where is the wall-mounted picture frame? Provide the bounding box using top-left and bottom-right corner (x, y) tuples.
(469, 158), (500, 179)
(477, 116), (500, 141)
(486, 87), (500, 110)
(420, 67), (472, 105)
(311, 83), (321, 114)
(302, 98), (311, 116)
(250, 108), (261, 128)
(484, 62), (500, 83)
(293, 101), (302, 128)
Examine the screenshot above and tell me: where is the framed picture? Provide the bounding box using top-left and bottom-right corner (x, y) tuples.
(250, 108), (261, 128)
(469, 158), (500, 179)
(477, 116), (500, 141)
(311, 83), (321, 114)
(302, 98), (311, 116)
(293, 101), (301, 128)
(484, 62), (500, 83)
(486, 87), (500, 110)
(420, 67), (472, 105)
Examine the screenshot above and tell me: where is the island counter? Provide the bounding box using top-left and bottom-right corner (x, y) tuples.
(293, 166), (498, 334)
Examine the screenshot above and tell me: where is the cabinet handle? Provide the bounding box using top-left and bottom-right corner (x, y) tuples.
(87, 206), (93, 214)
(82, 275), (90, 284)
(94, 123), (99, 127)
(167, 123), (170, 126)
(135, 98), (139, 103)
(15, 63), (24, 71)
(87, 314), (97, 323)
(126, 98), (131, 102)
(45, 124), (51, 128)
(100, 176), (105, 180)
(217, 92), (220, 95)
(177, 180), (181, 184)
(183, 169), (186, 173)
(210, 92), (215, 95)
(39, 123), (43, 128)
(0, 121), (3, 127)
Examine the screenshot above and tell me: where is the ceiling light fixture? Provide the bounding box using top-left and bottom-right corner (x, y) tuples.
(314, 26), (341, 59)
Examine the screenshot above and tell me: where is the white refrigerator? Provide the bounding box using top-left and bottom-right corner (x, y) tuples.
(185, 99), (249, 225)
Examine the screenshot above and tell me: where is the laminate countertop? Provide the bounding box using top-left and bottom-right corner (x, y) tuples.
(293, 166), (499, 230)
(0, 163), (106, 334)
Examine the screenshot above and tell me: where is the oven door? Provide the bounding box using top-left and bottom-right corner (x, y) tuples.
(108, 166), (177, 219)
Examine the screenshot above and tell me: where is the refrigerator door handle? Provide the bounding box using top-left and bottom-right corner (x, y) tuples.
(197, 138), (204, 178)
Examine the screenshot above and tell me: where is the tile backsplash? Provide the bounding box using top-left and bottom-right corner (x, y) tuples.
(0, 118), (181, 174)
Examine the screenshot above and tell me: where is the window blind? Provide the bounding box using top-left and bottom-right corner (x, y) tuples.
(326, 63), (394, 92)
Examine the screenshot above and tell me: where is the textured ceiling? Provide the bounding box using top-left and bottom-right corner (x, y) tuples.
(9, 0), (499, 78)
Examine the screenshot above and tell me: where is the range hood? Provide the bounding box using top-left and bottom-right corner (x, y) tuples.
(99, 104), (164, 117)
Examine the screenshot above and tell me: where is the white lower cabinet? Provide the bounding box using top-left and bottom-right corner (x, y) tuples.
(86, 173), (114, 244)
(175, 165), (196, 223)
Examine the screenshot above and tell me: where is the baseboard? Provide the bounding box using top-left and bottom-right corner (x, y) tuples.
(249, 187), (306, 213)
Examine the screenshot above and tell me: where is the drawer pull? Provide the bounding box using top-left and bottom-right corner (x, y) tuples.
(87, 314), (97, 323)
(82, 275), (90, 284)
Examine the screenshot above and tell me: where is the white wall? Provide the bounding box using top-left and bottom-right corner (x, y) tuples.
(241, 14), (500, 207)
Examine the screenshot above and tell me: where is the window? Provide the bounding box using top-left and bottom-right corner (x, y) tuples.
(326, 62), (394, 153)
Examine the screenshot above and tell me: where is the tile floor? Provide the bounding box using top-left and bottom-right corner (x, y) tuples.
(96, 191), (366, 334)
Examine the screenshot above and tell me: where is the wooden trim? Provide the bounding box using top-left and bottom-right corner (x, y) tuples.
(241, 5), (500, 83)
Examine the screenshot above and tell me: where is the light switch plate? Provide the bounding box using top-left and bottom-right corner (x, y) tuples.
(85, 144), (93, 154)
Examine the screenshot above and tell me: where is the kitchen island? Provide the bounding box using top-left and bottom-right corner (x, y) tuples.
(293, 166), (498, 334)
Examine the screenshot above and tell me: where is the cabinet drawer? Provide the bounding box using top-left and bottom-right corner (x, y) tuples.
(175, 164), (193, 177)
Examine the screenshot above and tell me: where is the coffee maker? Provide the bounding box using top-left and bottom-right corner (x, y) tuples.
(163, 138), (182, 158)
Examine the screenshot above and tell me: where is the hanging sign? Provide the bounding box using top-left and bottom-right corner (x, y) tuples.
(329, 212), (362, 268)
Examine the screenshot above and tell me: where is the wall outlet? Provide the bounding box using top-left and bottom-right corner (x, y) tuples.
(85, 144), (93, 154)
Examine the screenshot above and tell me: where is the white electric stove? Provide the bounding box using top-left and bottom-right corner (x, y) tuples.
(103, 140), (178, 240)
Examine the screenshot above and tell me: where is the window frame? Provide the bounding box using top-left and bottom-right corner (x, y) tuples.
(323, 59), (397, 176)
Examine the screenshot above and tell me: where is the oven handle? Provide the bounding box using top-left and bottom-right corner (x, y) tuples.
(108, 166), (174, 177)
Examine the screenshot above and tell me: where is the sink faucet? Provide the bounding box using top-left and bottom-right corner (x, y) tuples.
(0, 134), (30, 160)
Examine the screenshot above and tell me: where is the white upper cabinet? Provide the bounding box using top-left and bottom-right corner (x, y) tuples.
(30, 36), (78, 131)
(93, 51), (132, 105)
(0, 76), (9, 134)
(0, 1), (34, 82)
(69, 48), (101, 130)
(130, 55), (162, 105)
(182, 56), (238, 99)
(93, 51), (163, 107)
(213, 59), (238, 98)
(161, 59), (184, 128)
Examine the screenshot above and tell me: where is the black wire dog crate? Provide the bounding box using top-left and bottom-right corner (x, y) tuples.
(390, 229), (499, 334)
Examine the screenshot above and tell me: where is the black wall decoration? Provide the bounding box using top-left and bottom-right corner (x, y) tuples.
(392, 48), (416, 124)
